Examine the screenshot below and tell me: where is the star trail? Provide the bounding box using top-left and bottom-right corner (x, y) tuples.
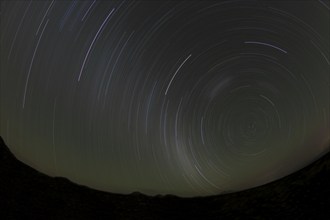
(1, 1), (329, 197)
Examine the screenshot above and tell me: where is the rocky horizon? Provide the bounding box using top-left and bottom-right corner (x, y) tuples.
(1, 136), (329, 219)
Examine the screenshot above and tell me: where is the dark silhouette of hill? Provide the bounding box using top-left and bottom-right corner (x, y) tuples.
(1, 136), (329, 219)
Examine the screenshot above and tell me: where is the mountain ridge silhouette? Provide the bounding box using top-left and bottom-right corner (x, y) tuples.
(1, 136), (329, 219)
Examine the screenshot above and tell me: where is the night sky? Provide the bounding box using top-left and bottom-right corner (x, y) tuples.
(1, 0), (329, 197)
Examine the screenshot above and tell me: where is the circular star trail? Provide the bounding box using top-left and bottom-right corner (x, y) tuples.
(1, 1), (329, 197)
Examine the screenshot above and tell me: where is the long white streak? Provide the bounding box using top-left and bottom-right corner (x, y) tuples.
(78, 8), (115, 82)
(36, 0), (54, 35)
(8, 1), (32, 60)
(174, 98), (183, 152)
(245, 41), (287, 54)
(81, 0), (96, 21)
(22, 19), (49, 109)
(104, 31), (134, 94)
(99, 33), (127, 99)
(165, 54), (192, 95)
(201, 117), (205, 145)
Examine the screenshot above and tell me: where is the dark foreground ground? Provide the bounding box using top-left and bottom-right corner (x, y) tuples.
(0, 136), (329, 219)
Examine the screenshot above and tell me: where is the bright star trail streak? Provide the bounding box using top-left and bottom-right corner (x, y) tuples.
(78, 8), (115, 82)
(0, 0), (329, 197)
(165, 54), (192, 95)
(22, 18), (49, 109)
(244, 41), (288, 54)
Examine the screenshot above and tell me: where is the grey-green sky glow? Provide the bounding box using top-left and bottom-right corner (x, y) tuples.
(1, 1), (329, 197)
